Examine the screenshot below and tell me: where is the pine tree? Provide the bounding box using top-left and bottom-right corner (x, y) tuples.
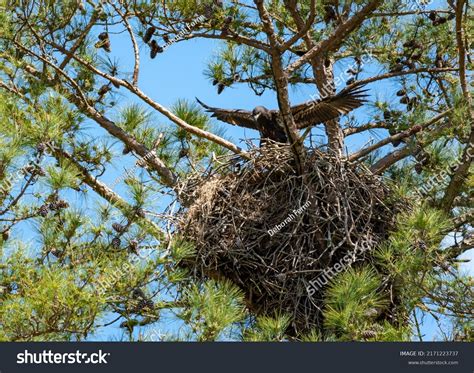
(0, 0), (472, 341)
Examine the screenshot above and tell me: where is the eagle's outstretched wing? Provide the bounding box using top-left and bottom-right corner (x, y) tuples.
(196, 98), (258, 130)
(292, 86), (369, 129)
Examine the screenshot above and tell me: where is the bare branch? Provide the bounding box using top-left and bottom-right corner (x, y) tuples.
(110, 2), (140, 85)
(370, 116), (453, 174)
(349, 110), (452, 161)
(40, 39), (248, 158)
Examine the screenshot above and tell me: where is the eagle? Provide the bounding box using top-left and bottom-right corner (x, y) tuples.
(196, 85), (368, 144)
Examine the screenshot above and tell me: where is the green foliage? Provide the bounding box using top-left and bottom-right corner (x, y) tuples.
(179, 279), (246, 341)
(376, 206), (451, 281)
(244, 314), (292, 342)
(324, 267), (388, 340)
(45, 162), (82, 190)
(0, 251), (105, 341)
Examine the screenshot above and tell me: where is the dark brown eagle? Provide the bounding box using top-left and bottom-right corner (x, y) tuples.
(196, 85), (368, 144)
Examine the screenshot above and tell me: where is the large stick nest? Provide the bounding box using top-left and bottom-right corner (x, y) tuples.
(177, 143), (405, 334)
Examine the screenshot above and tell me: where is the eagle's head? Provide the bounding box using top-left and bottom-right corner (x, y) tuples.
(252, 106), (269, 122)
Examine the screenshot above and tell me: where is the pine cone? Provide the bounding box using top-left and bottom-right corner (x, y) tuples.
(38, 205), (49, 217)
(56, 199), (70, 209)
(143, 26), (156, 43)
(433, 17), (447, 26)
(361, 330), (377, 339)
(383, 110), (392, 121)
(220, 25), (230, 37)
(323, 5), (337, 23)
(217, 83), (225, 94)
(390, 63), (404, 72)
(22, 164), (36, 175)
(112, 223), (126, 233)
(144, 299), (154, 309)
(36, 143), (47, 153)
(149, 40), (163, 59)
(98, 32), (108, 41)
(346, 77), (356, 85)
(98, 84), (111, 97)
(111, 237), (121, 248)
(133, 298), (154, 311)
(428, 11), (437, 21)
(132, 288), (145, 299)
(48, 202), (60, 211)
(134, 299), (147, 311)
(135, 208), (146, 218)
(128, 239), (139, 253)
(403, 40), (415, 48)
(399, 96), (410, 104)
(95, 33), (111, 52)
(179, 148), (189, 158)
(396, 89), (406, 97)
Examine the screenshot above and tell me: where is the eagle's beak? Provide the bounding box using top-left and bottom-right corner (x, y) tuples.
(253, 113), (261, 122)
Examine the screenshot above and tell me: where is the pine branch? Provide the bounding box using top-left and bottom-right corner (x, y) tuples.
(440, 0), (473, 211)
(350, 110), (452, 162)
(285, 0), (383, 75)
(110, 2), (140, 86)
(40, 39), (248, 159)
(254, 0), (305, 174)
(50, 146), (165, 240)
(370, 112), (453, 174)
(20, 60), (178, 188)
(442, 240), (474, 261)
